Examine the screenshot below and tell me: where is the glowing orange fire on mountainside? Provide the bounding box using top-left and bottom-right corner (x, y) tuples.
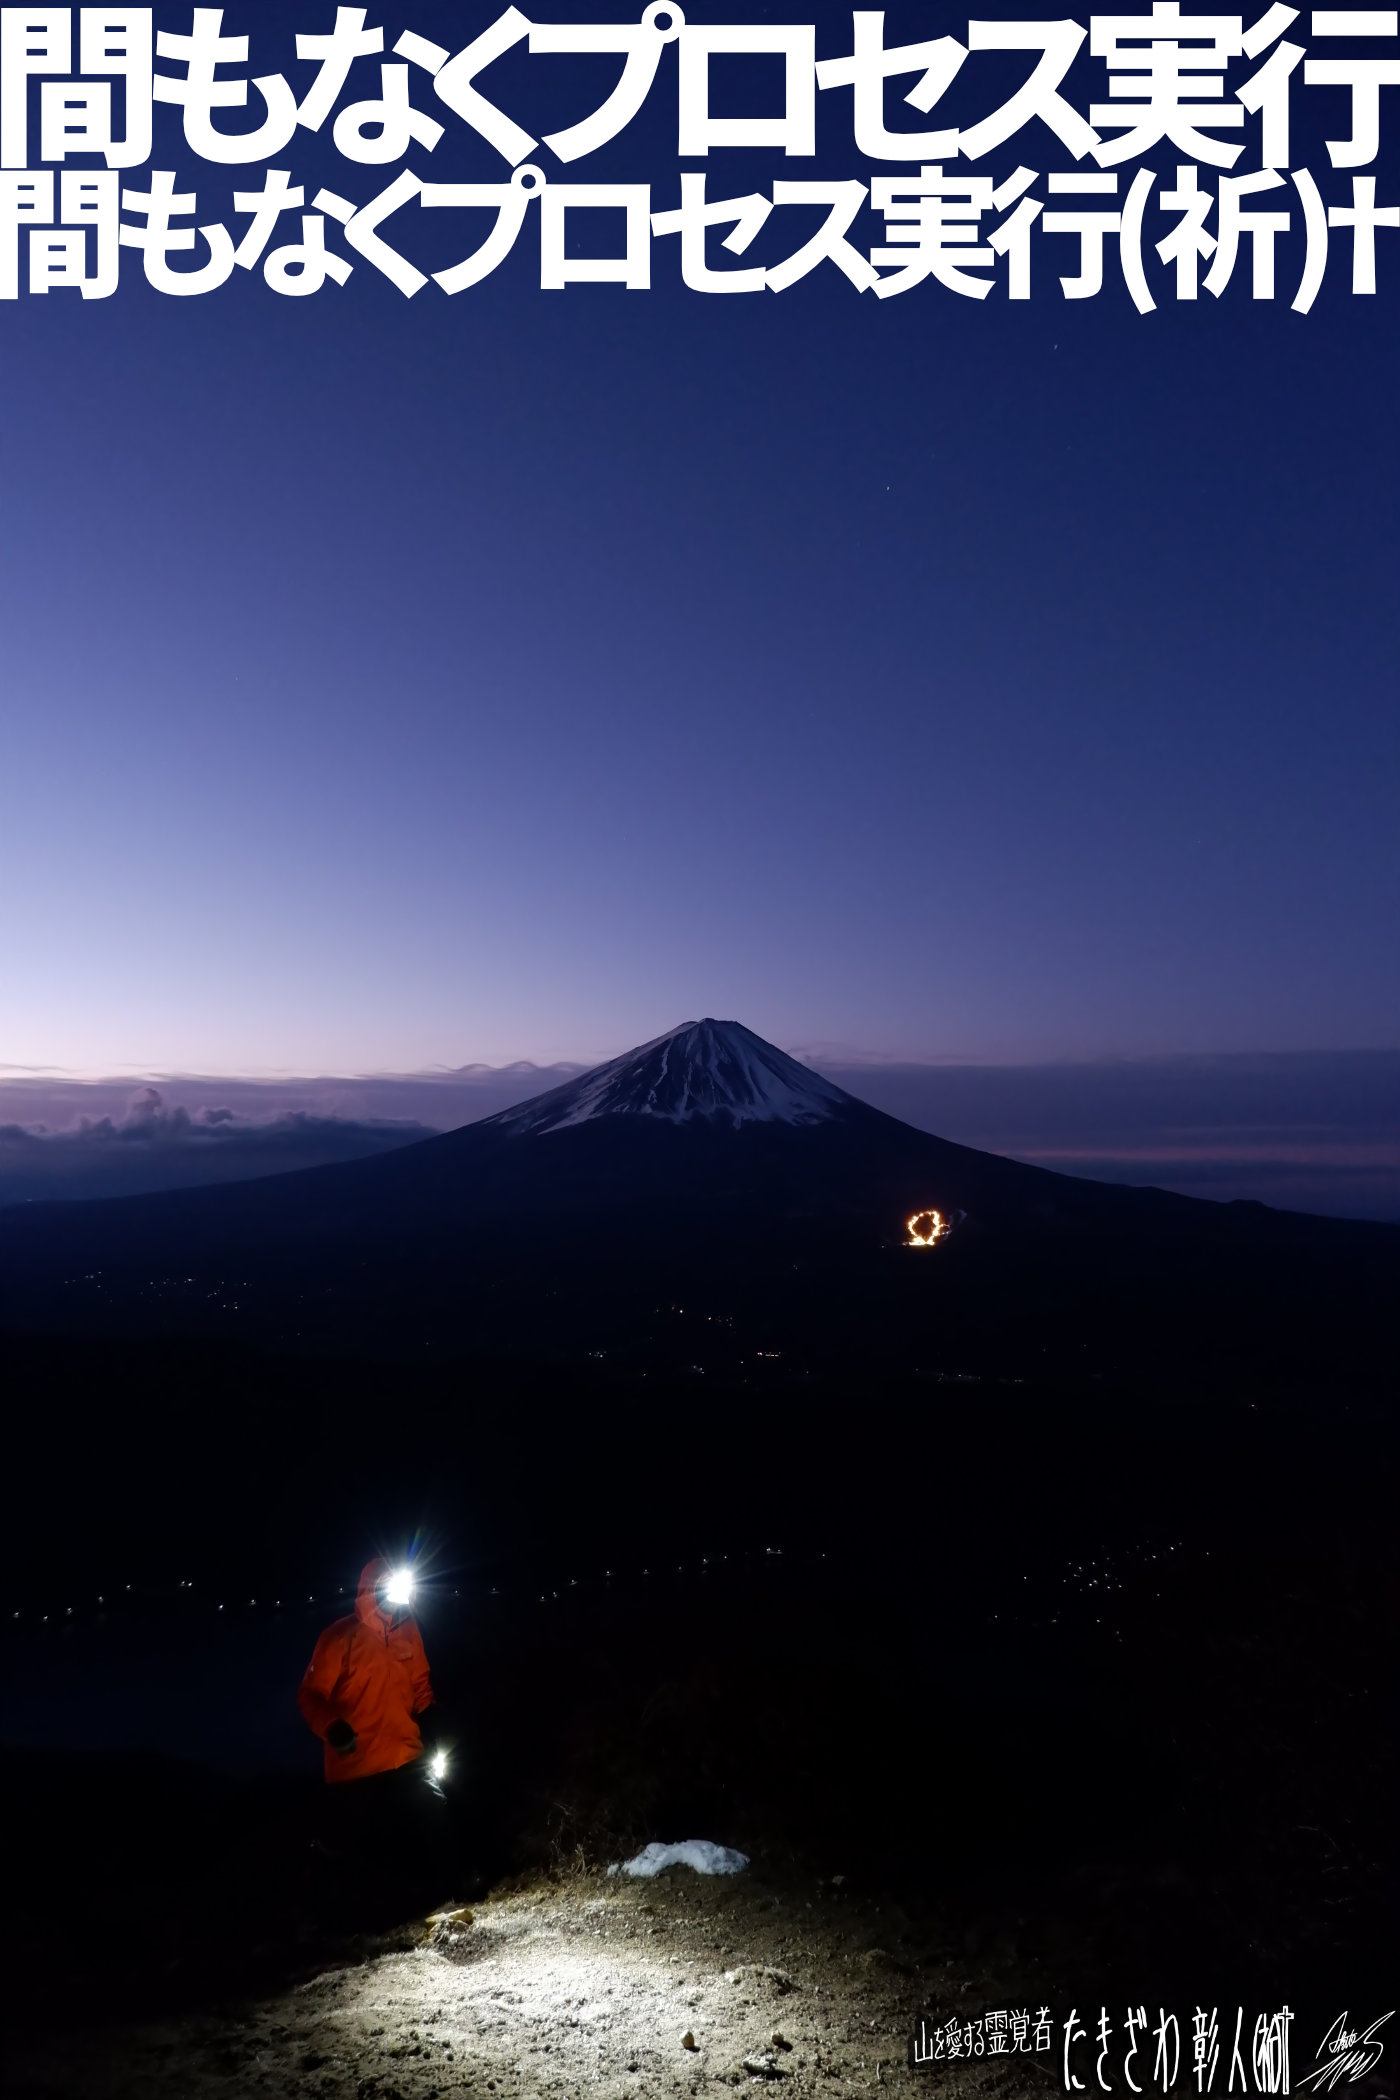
(906, 1209), (950, 1248)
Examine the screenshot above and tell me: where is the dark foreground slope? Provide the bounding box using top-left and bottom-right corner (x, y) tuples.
(2, 1352), (1394, 2070)
(0, 1020), (1394, 1385)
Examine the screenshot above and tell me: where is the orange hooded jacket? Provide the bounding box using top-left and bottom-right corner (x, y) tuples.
(298, 1557), (435, 1783)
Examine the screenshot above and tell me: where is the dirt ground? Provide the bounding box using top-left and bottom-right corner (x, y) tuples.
(5, 1864), (1051, 2100)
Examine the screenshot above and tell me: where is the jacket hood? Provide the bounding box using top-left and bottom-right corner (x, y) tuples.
(356, 1556), (391, 1627)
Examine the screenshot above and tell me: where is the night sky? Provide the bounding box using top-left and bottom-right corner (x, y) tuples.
(2, 0), (1397, 1076)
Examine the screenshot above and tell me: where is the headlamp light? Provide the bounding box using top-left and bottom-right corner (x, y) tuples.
(381, 1567), (414, 1610)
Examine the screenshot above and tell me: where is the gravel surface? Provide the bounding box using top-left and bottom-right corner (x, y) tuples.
(5, 1867), (1051, 2098)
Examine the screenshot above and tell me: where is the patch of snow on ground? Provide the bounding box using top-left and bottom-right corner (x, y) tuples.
(610, 1840), (750, 1878)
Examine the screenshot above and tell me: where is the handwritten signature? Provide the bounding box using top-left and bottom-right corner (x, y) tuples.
(1296, 2014), (1393, 2091)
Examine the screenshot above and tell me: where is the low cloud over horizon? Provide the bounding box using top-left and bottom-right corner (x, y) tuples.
(1, 1049), (1396, 1223)
(0, 1082), (438, 1206)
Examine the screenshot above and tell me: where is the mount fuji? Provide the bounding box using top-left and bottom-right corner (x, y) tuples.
(0, 1019), (1393, 1382)
(487, 1020), (852, 1133)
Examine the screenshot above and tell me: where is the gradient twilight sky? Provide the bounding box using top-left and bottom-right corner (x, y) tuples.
(1, 1), (1397, 1074)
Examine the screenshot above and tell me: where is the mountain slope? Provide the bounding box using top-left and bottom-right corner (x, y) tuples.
(0, 1020), (1394, 1383)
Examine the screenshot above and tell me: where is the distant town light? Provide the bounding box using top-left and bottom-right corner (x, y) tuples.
(906, 1208), (950, 1248)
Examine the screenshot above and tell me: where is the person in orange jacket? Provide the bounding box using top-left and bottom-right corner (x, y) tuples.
(299, 1556), (435, 1784)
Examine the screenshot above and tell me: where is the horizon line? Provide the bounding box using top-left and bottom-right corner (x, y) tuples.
(3, 1042), (1400, 1089)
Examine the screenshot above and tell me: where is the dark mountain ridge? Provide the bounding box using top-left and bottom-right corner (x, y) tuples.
(0, 1021), (1394, 1384)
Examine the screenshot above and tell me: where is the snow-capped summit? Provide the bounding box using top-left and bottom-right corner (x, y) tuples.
(487, 1020), (855, 1136)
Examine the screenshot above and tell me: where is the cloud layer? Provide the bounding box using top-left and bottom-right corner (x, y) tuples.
(1, 1051), (1395, 1221)
(819, 1050), (1400, 1222)
(0, 1083), (440, 1206)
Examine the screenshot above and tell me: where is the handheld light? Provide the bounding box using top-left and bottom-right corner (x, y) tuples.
(429, 1748), (449, 1782)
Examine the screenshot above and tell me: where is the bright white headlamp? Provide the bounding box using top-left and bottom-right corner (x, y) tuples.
(381, 1567), (415, 1609)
